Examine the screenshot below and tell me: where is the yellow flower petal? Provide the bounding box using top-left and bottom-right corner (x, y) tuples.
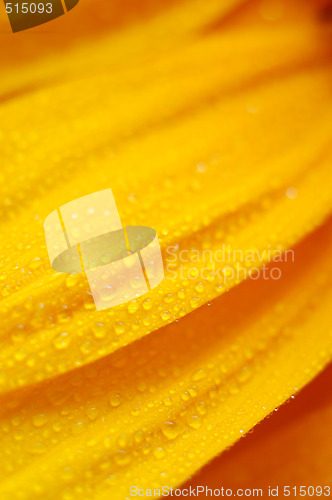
(0, 220), (332, 498)
(182, 362), (332, 491)
(1, 2), (332, 389)
(1, 0), (332, 497)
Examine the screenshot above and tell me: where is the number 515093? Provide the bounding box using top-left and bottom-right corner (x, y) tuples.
(5, 3), (53, 14)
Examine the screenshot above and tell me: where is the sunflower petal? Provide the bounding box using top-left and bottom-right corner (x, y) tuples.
(1, 4), (332, 389)
(0, 221), (332, 498)
(182, 362), (332, 492)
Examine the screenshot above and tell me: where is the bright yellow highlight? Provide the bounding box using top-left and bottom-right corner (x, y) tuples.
(0, 0), (332, 498)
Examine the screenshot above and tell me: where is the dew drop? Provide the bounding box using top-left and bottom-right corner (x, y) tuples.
(29, 257), (42, 269)
(163, 294), (174, 304)
(161, 311), (171, 321)
(163, 397), (173, 407)
(72, 421), (86, 435)
(192, 368), (207, 382)
(161, 421), (179, 440)
(30, 442), (47, 455)
(32, 414), (48, 428)
(286, 187), (298, 199)
(53, 422), (62, 432)
(101, 253), (112, 264)
(127, 300), (138, 314)
(65, 274), (79, 288)
(109, 394), (122, 408)
(114, 450), (131, 466)
(14, 349), (27, 361)
(100, 285), (115, 301)
(154, 447), (166, 459)
(196, 162), (207, 173)
(190, 297), (200, 309)
(92, 322), (107, 339)
(53, 332), (70, 350)
(187, 415), (201, 429)
(114, 322), (125, 335)
(181, 391), (190, 401)
(86, 407), (99, 421)
(142, 298), (153, 310)
(195, 282), (205, 293)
